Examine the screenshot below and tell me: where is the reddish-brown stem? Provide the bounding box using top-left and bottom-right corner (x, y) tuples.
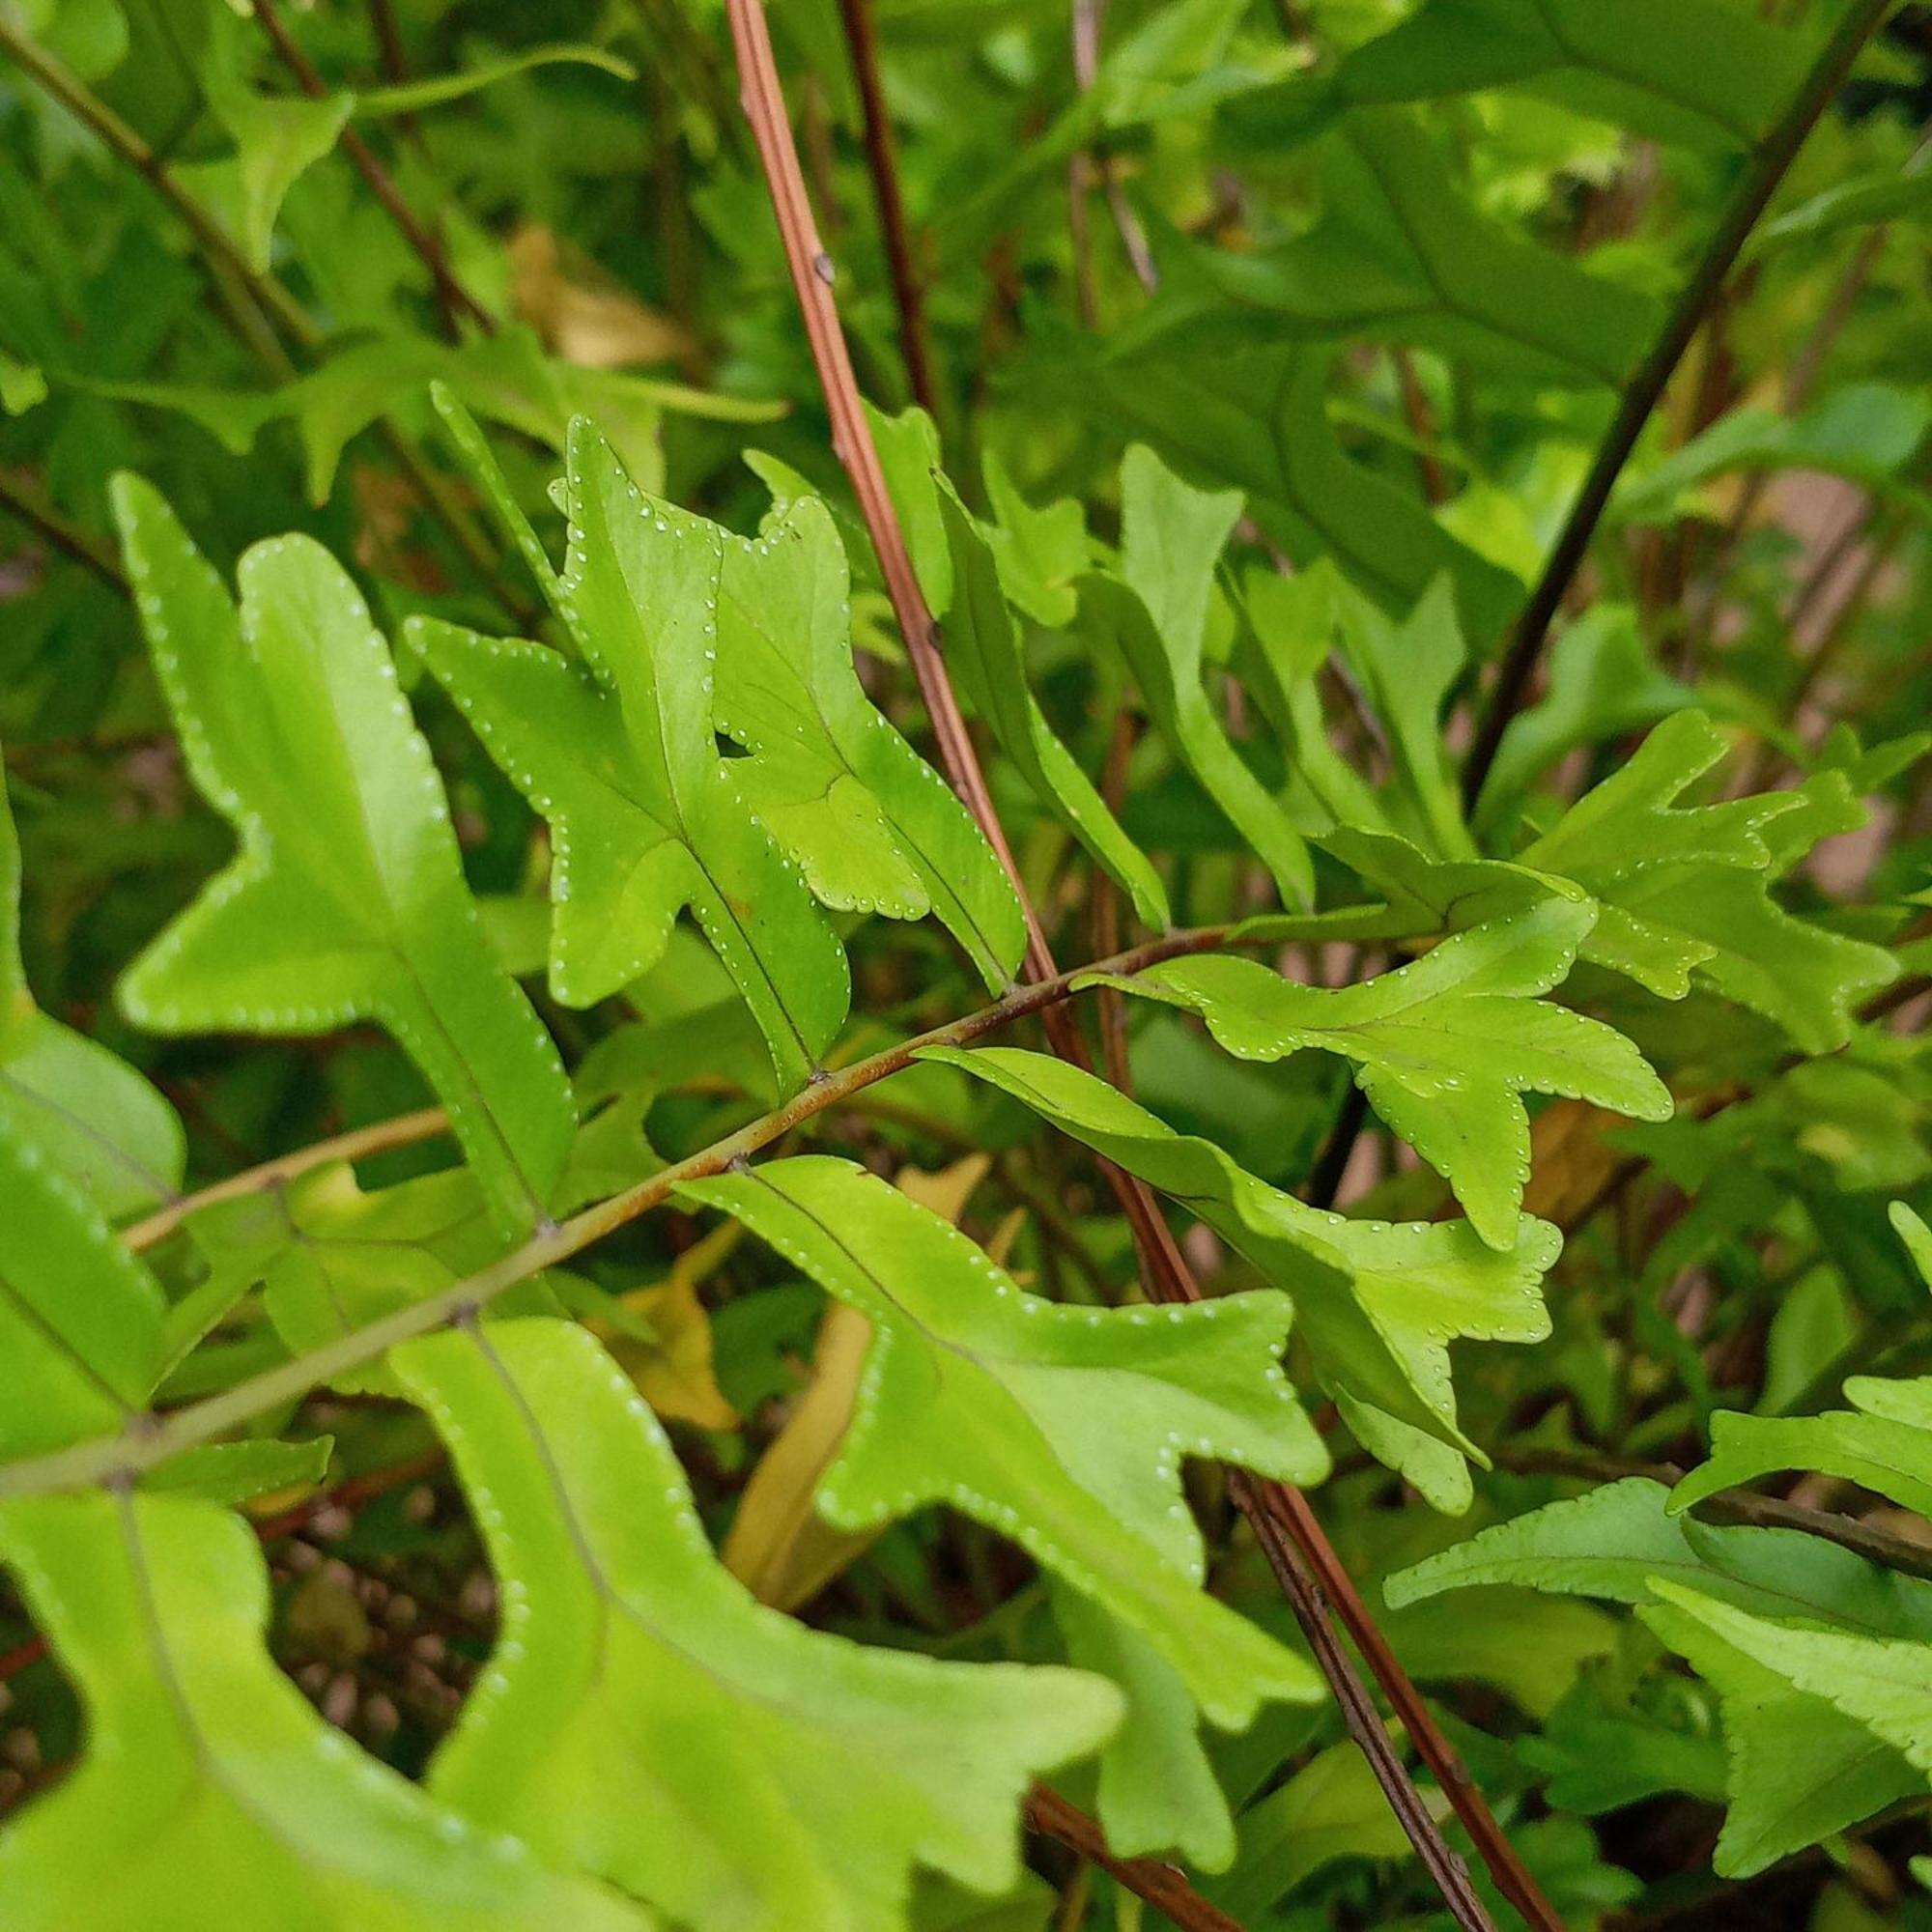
(1391, 348), (1448, 504)
(1028, 1785), (1245, 1932)
(0, 468), (128, 593)
(251, 0), (494, 340)
(835, 0), (941, 421)
(724, 6), (1524, 1921)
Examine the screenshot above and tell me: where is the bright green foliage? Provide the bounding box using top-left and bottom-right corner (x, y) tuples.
(0, 771), (182, 1217)
(1, 0), (1926, 1923)
(111, 475), (575, 1240)
(1638, 1586), (1927, 1877)
(1669, 1381), (1932, 1519)
(409, 423), (850, 1091)
(394, 1319), (1119, 1929)
(1082, 448), (1313, 907)
(680, 1154), (1325, 1727)
(936, 487), (1169, 929)
(1074, 342), (1523, 638)
(0, 1122), (164, 1459)
(0, 1490), (646, 1930)
(923, 1045), (1556, 1480)
(1520, 711), (1898, 1036)
(1085, 900), (1673, 1249)
(190, 3), (353, 273)
(714, 495), (1026, 989)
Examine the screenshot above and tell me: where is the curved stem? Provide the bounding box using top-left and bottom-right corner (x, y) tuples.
(0, 925), (1224, 1501)
(1463, 0), (1898, 804)
(0, 469), (128, 593)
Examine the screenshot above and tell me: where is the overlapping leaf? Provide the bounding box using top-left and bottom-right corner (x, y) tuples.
(1157, 111), (1657, 387)
(0, 766), (182, 1217)
(1386, 1478), (1932, 1874)
(0, 1119), (164, 1460)
(922, 1045), (1557, 1488)
(407, 421), (849, 1093)
(1079, 448), (1313, 908)
(1073, 338), (1522, 639)
(936, 486), (1170, 929)
(1520, 711), (1898, 1038)
(393, 1318), (1121, 1930)
(1083, 900), (1672, 1249)
(111, 475), (575, 1239)
(1226, 0), (1808, 152)
(0, 1490), (645, 1930)
(715, 493), (1026, 990)
(679, 1154), (1327, 1728)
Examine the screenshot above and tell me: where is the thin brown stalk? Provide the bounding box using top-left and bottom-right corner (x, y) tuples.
(0, 469), (128, 593)
(1028, 1784), (1246, 1932)
(835, 0), (941, 420)
(1463, 0), (1896, 804)
(123, 1106), (451, 1252)
(251, 0), (493, 340)
(724, 6), (1526, 1920)
(1391, 348), (1448, 504)
(0, 923), (1228, 1500)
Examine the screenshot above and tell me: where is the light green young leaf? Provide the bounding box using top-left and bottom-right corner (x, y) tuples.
(1082, 448), (1313, 907)
(393, 1319), (1121, 1928)
(430, 382), (562, 603)
(716, 494), (1026, 990)
(0, 1121), (165, 1461)
(111, 475), (576, 1240)
(1639, 1582), (1927, 1877)
(980, 450), (1087, 627)
(1668, 1385), (1932, 1520)
(1386, 1476), (1932, 1640)
(679, 1154), (1327, 1728)
(921, 1045), (1557, 1463)
(197, 6), (353, 274)
(1207, 1739), (1441, 1921)
(935, 485), (1170, 929)
(1474, 604), (1692, 831)
(1167, 111), (1656, 387)
(354, 43), (638, 118)
(1615, 385), (1932, 526)
(1752, 150), (1932, 253)
(0, 764), (183, 1217)
(0, 1491), (646, 1930)
(143, 1435), (333, 1509)
(1331, 576), (1477, 862)
(407, 422), (850, 1093)
(1049, 1583), (1236, 1870)
(1521, 712), (1898, 1040)
(1083, 900), (1672, 1250)
(1236, 827), (1560, 949)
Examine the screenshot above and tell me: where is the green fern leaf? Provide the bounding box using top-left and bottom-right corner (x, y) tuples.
(0, 765), (183, 1217)
(935, 486), (1170, 929)
(406, 422), (850, 1093)
(679, 1154), (1326, 1728)
(1640, 1582), (1926, 1877)
(1082, 900), (1672, 1249)
(110, 474), (575, 1240)
(716, 493), (1026, 989)
(392, 1318), (1121, 1928)
(1668, 1382), (1932, 1520)
(1168, 111), (1657, 386)
(1520, 710), (1897, 1026)
(0, 1491), (646, 1930)
(0, 1122), (164, 1459)
(922, 1044), (1556, 1468)
(1077, 448), (1313, 908)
